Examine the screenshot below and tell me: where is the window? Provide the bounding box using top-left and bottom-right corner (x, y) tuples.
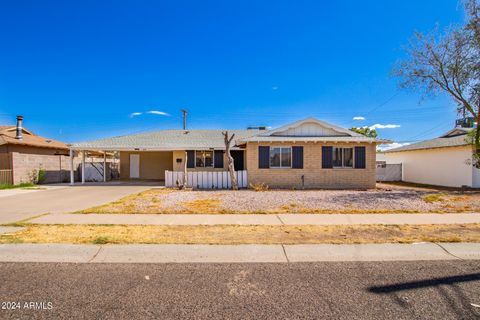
(270, 147), (291, 168)
(332, 147), (353, 168)
(195, 150), (214, 167)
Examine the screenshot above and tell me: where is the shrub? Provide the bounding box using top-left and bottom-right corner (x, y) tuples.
(422, 193), (445, 203)
(28, 169), (38, 184)
(37, 168), (46, 184)
(249, 182), (269, 192)
(92, 236), (110, 244)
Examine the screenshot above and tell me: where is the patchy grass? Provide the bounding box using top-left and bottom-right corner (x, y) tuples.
(1, 224), (479, 245)
(0, 183), (35, 190)
(422, 193), (446, 203)
(180, 199), (223, 213)
(80, 189), (173, 214)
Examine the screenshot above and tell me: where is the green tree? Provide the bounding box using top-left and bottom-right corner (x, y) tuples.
(350, 127), (378, 138)
(393, 0), (480, 162)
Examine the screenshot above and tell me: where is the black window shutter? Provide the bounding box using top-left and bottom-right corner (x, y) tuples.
(292, 146), (303, 169)
(354, 146), (366, 169)
(258, 146), (270, 169)
(186, 150), (195, 168)
(322, 146), (333, 168)
(214, 150), (224, 168)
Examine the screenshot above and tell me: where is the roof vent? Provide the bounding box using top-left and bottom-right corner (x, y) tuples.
(15, 115), (23, 140)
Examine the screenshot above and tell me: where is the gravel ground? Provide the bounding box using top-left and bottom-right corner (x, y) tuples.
(159, 189), (445, 212)
(84, 185), (480, 214)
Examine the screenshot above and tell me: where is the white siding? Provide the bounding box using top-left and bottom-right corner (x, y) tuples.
(272, 122), (346, 137)
(385, 146), (473, 187)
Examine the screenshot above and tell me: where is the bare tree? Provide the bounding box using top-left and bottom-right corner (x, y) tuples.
(183, 151), (188, 189)
(393, 0), (480, 155)
(222, 131), (238, 190)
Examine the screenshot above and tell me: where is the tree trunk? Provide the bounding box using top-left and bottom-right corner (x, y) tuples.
(183, 151), (188, 189)
(222, 131), (238, 190)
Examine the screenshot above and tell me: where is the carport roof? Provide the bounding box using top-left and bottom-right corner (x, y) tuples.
(71, 129), (261, 151)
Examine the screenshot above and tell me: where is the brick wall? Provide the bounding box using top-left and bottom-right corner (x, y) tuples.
(10, 147), (80, 184)
(246, 142), (376, 189)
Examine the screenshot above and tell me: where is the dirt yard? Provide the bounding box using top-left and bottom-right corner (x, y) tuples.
(3, 224), (479, 244)
(79, 184), (480, 214)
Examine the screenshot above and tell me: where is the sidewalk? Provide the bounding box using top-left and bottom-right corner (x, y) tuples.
(0, 243), (478, 263)
(28, 212), (480, 225)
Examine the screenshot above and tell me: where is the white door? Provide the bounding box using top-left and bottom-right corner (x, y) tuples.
(130, 154), (140, 178)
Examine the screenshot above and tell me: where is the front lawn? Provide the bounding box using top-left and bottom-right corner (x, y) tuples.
(78, 187), (480, 214)
(1, 223), (479, 244)
(0, 183), (35, 190)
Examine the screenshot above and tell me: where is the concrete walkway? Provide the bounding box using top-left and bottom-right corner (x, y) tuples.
(28, 212), (480, 225)
(0, 184), (154, 224)
(0, 243), (478, 263)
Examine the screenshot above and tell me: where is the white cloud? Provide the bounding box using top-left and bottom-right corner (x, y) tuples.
(378, 142), (410, 151)
(146, 110), (170, 116)
(130, 112), (142, 117)
(369, 123), (401, 129)
(353, 116), (365, 121)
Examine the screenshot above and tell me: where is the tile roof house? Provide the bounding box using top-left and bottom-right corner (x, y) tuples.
(385, 127), (480, 188)
(0, 116), (72, 184)
(72, 118), (389, 189)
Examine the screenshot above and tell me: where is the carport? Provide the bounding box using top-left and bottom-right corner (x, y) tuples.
(68, 147), (174, 185)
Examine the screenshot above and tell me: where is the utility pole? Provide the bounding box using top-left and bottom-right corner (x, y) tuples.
(181, 109), (188, 130)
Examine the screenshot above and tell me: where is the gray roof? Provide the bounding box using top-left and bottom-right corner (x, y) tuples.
(385, 129), (472, 153)
(72, 129), (261, 151)
(72, 117), (391, 151)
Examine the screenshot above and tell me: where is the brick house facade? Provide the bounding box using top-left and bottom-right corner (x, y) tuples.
(0, 118), (79, 184)
(73, 118), (388, 189)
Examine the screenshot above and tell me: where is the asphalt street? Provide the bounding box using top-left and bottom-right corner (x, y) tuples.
(0, 261), (479, 319)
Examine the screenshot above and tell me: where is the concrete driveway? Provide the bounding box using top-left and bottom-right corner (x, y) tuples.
(0, 182), (155, 224)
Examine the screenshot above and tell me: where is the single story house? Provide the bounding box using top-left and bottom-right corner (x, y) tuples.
(0, 116), (72, 184)
(71, 118), (389, 189)
(385, 127), (480, 188)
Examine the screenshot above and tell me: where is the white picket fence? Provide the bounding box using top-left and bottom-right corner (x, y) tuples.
(165, 170), (248, 189)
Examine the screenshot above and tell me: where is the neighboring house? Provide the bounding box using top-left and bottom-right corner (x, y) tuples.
(0, 116), (72, 184)
(72, 118), (388, 189)
(385, 127), (480, 188)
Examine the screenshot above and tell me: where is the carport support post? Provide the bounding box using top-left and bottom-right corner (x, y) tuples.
(69, 148), (74, 185)
(81, 151), (85, 184)
(103, 151), (107, 182)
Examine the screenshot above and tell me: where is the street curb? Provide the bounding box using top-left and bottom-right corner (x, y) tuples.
(0, 243), (478, 263)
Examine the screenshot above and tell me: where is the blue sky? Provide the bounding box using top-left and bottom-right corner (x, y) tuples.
(0, 0), (464, 145)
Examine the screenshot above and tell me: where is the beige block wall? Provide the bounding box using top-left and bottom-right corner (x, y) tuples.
(385, 146), (473, 188)
(246, 142), (376, 189)
(9, 145), (78, 184)
(120, 151), (173, 180)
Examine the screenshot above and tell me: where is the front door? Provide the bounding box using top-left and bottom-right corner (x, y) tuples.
(230, 150), (244, 171)
(130, 154), (140, 178)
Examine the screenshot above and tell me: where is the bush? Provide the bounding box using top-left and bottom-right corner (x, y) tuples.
(249, 182), (269, 192)
(92, 236), (110, 244)
(37, 169), (46, 184)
